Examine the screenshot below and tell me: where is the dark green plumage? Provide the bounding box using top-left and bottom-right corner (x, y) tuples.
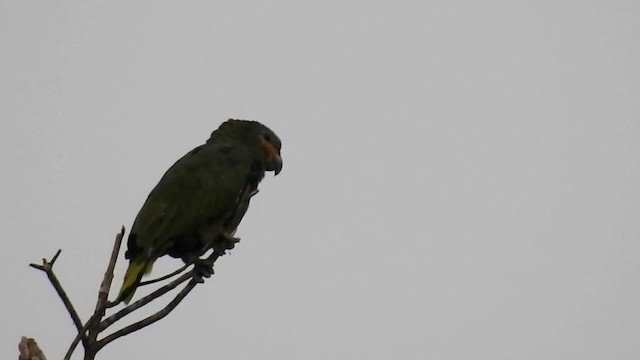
(116, 119), (282, 304)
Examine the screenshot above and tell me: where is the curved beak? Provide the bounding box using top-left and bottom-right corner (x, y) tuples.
(262, 138), (283, 175)
(266, 153), (283, 175)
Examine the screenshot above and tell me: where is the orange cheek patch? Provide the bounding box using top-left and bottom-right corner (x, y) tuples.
(261, 139), (279, 160)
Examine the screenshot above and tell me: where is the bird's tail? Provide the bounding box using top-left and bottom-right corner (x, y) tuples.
(116, 258), (153, 304)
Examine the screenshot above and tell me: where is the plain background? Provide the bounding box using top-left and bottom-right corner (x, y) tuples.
(1, 1), (639, 359)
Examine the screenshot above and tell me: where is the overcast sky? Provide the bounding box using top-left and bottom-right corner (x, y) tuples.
(1, 1), (639, 359)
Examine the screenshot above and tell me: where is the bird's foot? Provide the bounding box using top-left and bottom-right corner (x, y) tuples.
(192, 258), (215, 279)
(212, 232), (240, 255)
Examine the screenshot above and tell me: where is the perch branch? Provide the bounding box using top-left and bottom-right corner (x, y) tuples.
(100, 250), (222, 332)
(32, 227), (231, 360)
(99, 250), (222, 336)
(96, 276), (201, 350)
(63, 227), (124, 360)
(138, 263), (190, 287)
(99, 269), (195, 332)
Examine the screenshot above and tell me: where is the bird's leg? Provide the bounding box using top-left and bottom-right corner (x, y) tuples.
(188, 232), (240, 279)
(188, 256), (215, 279)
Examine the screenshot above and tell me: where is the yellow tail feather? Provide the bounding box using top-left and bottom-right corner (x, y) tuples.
(116, 259), (152, 304)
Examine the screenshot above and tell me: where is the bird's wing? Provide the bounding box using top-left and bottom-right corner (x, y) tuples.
(130, 143), (249, 254)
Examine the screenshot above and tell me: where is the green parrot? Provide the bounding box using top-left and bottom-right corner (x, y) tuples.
(116, 119), (282, 304)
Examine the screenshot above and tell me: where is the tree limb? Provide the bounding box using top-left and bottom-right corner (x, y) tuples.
(138, 263), (190, 287)
(29, 250), (86, 348)
(30, 228), (230, 360)
(96, 276), (200, 350)
(89, 226), (124, 339)
(63, 227), (125, 360)
(99, 269), (195, 332)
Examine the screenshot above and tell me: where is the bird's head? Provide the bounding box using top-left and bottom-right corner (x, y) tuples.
(259, 127), (283, 175)
(210, 119), (283, 175)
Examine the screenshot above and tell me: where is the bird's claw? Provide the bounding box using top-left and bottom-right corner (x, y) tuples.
(192, 258), (215, 278)
(212, 232), (240, 255)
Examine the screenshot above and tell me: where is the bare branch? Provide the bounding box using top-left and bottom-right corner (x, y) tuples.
(96, 276), (200, 350)
(138, 263), (190, 287)
(50, 249), (61, 264)
(100, 250), (222, 331)
(89, 227), (124, 337)
(33, 228), (230, 360)
(29, 250), (85, 341)
(63, 312), (100, 360)
(99, 270), (195, 332)
(96, 226), (125, 312)
(64, 228), (124, 360)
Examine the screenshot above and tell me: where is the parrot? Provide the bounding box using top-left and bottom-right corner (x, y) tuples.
(115, 119), (282, 304)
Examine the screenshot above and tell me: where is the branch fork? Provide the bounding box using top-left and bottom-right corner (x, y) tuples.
(26, 226), (228, 360)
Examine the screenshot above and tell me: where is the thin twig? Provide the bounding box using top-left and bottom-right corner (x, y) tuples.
(89, 227), (124, 337)
(63, 313), (100, 360)
(29, 250), (86, 347)
(96, 276), (201, 350)
(99, 270), (195, 332)
(33, 229), (230, 360)
(96, 226), (125, 312)
(62, 228), (125, 360)
(138, 263), (190, 287)
(99, 250), (221, 332)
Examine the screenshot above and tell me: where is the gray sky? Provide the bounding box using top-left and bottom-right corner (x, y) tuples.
(2, 1), (639, 359)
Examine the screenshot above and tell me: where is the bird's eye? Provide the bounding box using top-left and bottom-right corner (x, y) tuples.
(263, 134), (272, 142)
